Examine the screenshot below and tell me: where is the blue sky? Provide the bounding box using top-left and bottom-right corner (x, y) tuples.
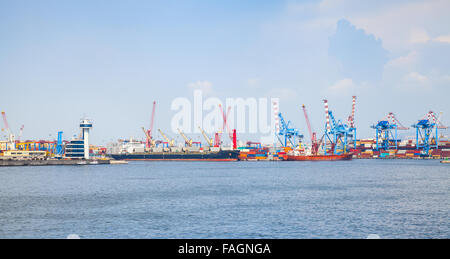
(1, 0), (449, 144)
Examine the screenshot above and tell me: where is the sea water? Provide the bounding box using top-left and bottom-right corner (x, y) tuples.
(0, 160), (448, 238)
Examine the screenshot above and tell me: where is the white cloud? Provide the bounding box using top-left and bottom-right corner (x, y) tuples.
(335, 0), (450, 51)
(187, 80), (213, 95)
(283, 0), (450, 53)
(385, 51), (418, 68)
(410, 28), (430, 44)
(396, 71), (434, 91)
(404, 72), (428, 83)
(434, 35), (450, 43)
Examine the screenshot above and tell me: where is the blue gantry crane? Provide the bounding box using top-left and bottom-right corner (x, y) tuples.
(323, 98), (357, 155)
(412, 111), (447, 155)
(277, 112), (303, 148)
(55, 131), (64, 157)
(371, 112), (408, 150)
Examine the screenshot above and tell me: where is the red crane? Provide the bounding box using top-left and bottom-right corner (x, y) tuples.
(387, 112), (409, 130)
(215, 104), (232, 147)
(213, 132), (220, 147)
(145, 101), (156, 149)
(1, 111), (10, 134)
(347, 96), (356, 128)
(427, 111), (448, 129)
(302, 105), (319, 155)
(220, 104), (233, 140)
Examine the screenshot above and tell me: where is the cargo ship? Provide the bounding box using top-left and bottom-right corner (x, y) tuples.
(284, 153), (353, 161)
(107, 138), (240, 161)
(109, 150), (240, 161)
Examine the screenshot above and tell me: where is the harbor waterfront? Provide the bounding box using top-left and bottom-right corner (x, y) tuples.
(1, 97), (449, 163)
(0, 160), (448, 239)
(2, 0), (450, 244)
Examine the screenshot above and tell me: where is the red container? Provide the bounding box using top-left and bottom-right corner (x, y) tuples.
(441, 151), (450, 157)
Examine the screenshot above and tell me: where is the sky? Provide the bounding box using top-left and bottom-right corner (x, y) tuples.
(1, 0), (449, 145)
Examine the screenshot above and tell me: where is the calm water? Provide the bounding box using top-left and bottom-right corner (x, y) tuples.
(0, 160), (448, 239)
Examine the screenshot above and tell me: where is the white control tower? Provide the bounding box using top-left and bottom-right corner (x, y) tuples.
(80, 119), (93, 160)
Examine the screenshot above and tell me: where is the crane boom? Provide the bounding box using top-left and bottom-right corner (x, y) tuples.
(219, 104), (233, 140)
(144, 101), (157, 148)
(302, 105), (314, 142)
(198, 126), (213, 147)
(18, 125), (24, 141)
(302, 105), (319, 155)
(1, 111), (10, 134)
(142, 127), (151, 140)
(177, 128), (192, 147)
(388, 112), (409, 130)
(437, 111), (443, 123)
(158, 129), (175, 147)
(149, 101), (156, 138)
(429, 111), (448, 129)
(158, 129), (170, 143)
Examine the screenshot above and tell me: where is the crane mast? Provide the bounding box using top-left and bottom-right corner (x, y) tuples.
(277, 112), (302, 148)
(18, 125), (24, 141)
(219, 104), (233, 141)
(347, 96), (356, 128)
(144, 101), (156, 148)
(214, 104), (232, 147)
(302, 105), (319, 155)
(1, 111), (15, 146)
(142, 127), (153, 146)
(372, 112), (409, 150)
(323, 98), (356, 155)
(411, 111), (446, 155)
(428, 111), (448, 129)
(302, 105), (314, 142)
(323, 100), (331, 133)
(1, 111), (10, 135)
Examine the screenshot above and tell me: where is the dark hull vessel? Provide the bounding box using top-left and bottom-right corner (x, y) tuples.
(109, 150), (240, 161)
(285, 153), (353, 161)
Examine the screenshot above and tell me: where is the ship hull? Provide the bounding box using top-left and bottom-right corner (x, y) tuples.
(109, 150), (240, 161)
(285, 153), (353, 161)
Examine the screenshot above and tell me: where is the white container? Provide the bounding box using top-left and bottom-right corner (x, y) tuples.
(171, 147), (182, 152)
(210, 147), (220, 152)
(186, 147), (200, 152)
(152, 147), (163, 152)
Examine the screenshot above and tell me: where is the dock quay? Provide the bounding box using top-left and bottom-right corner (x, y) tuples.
(0, 158), (111, 167)
(109, 160), (128, 165)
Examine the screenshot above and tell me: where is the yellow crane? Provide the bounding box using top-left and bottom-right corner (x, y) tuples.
(158, 129), (175, 147)
(142, 127), (155, 149)
(177, 128), (193, 147)
(198, 126), (213, 147)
